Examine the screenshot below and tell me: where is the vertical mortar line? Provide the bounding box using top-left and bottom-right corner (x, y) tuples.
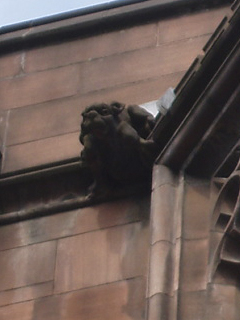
(20, 51), (26, 74)
(146, 164), (161, 320)
(174, 171), (185, 320)
(155, 22), (159, 47)
(1, 109), (11, 173)
(156, 21), (161, 47)
(145, 181), (153, 319)
(52, 239), (59, 295)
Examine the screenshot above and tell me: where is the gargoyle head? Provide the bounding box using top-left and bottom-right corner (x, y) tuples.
(80, 102), (125, 143)
(79, 101), (158, 198)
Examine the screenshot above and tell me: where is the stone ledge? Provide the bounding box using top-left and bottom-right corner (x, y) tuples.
(0, 158), (151, 225)
(0, 0), (231, 53)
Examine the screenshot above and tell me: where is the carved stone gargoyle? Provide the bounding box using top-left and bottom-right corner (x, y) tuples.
(79, 102), (158, 198)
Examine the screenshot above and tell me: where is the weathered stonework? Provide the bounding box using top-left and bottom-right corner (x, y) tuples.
(0, 0), (235, 319)
(79, 102), (158, 197)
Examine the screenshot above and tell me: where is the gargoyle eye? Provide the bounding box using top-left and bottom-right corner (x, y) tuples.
(100, 108), (110, 115)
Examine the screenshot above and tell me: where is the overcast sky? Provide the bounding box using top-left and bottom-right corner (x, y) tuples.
(0, 0), (120, 27)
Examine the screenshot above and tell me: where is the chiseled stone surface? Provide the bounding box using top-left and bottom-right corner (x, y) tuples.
(157, 7), (227, 44)
(78, 35), (209, 95)
(152, 165), (178, 190)
(3, 132), (81, 173)
(0, 282), (53, 307)
(0, 196), (149, 251)
(0, 52), (23, 79)
(147, 292), (177, 320)
(178, 291), (207, 320)
(206, 284), (239, 320)
(180, 238), (209, 292)
(0, 241), (56, 291)
(151, 184), (176, 244)
(149, 166), (218, 319)
(25, 24), (157, 72)
(182, 178), (211, 240)
(0, 196), (150, 317)
(7, 97), (83, 146)
(0, 3), (228, 174)
(148, 241), (174, 297)
(33, 277), (146, 320)
(148, 164), (181, 320)
(54, 222), (149, 294)
(0, 65), (80, 110)
(148, 238), (180, 300)
(6, 71), (184, 147)
(0, 300), (34, 320)
(0, 5), (231, 319)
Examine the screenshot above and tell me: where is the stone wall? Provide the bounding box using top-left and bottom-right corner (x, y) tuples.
(0, 6), (227, 174)
(0, 196), (150, 319)
(149, 162), (240, 320)
(0, 4), (230, 320)
(149, 165), (213, 320)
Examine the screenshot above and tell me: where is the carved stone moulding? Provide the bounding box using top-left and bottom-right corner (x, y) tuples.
(210, 172), (240, 285)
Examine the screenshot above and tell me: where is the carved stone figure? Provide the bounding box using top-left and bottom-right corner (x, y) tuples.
(79, 102), (158, 197)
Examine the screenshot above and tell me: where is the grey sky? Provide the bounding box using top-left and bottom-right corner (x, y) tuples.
(0, 0), (120, 27)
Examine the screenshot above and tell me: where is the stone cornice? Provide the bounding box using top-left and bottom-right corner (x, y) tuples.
(0, 0), (231, 53)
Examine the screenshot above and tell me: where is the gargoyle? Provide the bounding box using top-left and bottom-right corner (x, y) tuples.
(79, 102), (158, 197)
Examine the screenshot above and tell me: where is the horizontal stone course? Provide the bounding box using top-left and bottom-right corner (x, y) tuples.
(6, 97), (83, 147)
(32, 277), (146, 320)
(0, 9), (220, 175)
(6, 72), (184, 147)
(0, 6), (229, 178)
(157, 7), (227, 45)
(0, 66), (80, 110)
(25, 23), (157, 73)
(0, 53), (22, 79)
(54, 222), (149, 293)
(0, 196), (149, 251)
(0, 241), (56, 292)
(0, 282), (53, 307)
(0, 300), (33, 320)
(78, 36), (209, 94)
(2, 132), (80, 173)
(0, 7), (231, 320)
(22, 7), (227, 75)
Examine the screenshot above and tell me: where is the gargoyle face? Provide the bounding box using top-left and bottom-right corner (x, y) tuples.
(81, 104), (116, 138)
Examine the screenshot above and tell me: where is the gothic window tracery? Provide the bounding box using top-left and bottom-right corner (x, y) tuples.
(210, 146), (240, 285)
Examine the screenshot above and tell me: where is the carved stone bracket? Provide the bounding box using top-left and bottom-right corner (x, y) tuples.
(79, 102), (159, 198)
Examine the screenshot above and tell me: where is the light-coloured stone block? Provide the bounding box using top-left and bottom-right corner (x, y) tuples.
(54, 222), (149, 293)
(152, 165), (177, 190)
(147, 292), (177, 320)
(0, 301), (33, 320)
(182, 178), (211, 240)
(178, 290), (207, 320)
(180, 239), (209, 292)
(148, 241), (174, 297)
(206, 284), (239, 320)
(151, 184), (176, 244)
(0, 241), (56, 291)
